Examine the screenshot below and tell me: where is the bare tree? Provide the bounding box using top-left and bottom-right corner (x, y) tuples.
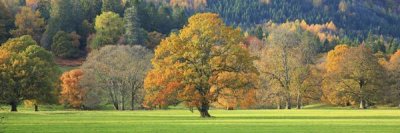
(256, 24), (319, 109)
(80, 45), (153, 110)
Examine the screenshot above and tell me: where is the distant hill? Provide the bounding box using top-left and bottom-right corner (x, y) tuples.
(146, 0), (400, 40)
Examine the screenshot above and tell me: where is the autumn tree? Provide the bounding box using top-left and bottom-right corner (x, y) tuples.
(0, 35), (59, 112)
(11, 6), (45, 43)
(323, 45), (385, 109)
(256, 22), (319, 109)
(81, 45), (152, 110)
(91, 12), (124, 49)
(382, 50), (400, 106)
(144, 13), (258, 117)
(60, 69), (85, 108)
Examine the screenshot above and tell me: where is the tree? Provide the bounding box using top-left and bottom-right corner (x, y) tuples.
(323, 45), (385, 109)
(0, 2), (13, 44)
(101, 0), (123, 15)
(36, 0), (51, 20)
(11, 6), (45, 43)
(144, 13), (258, 117)
(382, 50), (400, 106)
(91, 12), (124, 49)
(41, 0), (74, 48)
(79, 0), (102, 22)
(60, 69), (85, 108)
(41, 0), (84, 49)
(124, 6), (141, 45)
(51, 31), (81, 59)
(144, 31), (165, 50)
(256, 22), (319, 109)
(0, 35), (59, 112)
(81, 45), (152, 110)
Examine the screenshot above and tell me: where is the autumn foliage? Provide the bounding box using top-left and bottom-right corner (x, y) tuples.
(60, 69), (85, 108)
(144, 13), (258, 117)
(323, 45), (385, 108)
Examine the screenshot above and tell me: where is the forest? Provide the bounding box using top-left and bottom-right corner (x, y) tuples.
(0, 0), (400, 119)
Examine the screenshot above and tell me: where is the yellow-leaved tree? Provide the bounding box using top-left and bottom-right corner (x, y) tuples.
(323, 45), (385, 108)
(0, 35), (59, 112)
(144, 13), (258, 117)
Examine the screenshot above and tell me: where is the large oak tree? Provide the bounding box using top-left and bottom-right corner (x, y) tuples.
(323, 45), (385, 109)
(144, 13), (258, 117)
(0, 35), (59, 112)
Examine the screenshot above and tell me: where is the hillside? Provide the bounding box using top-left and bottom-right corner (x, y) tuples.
(145, 0), (400, 40)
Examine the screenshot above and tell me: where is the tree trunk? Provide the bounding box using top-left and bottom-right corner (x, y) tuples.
(277, 104), (282, 109)
(198, 102), (211, 118)
(121, 99), (125, 111)
(296, 93), (301, 109)
(359, 99), (366, 109)
(359, 80), (366, 109)
(113, 102), (119, 110)
(277, 99), (282, 109)
(131, 96), (135, 111)
(10, 101), (18, 112)
(286, 97), (292, 109)
(34, 104), (39, 112)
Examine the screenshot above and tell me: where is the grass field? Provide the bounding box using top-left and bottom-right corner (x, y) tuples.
(1, 109), (400, 133)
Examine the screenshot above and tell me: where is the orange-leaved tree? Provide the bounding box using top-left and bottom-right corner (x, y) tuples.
(144, 13), (258, 117)
(60, 69), (85, 108)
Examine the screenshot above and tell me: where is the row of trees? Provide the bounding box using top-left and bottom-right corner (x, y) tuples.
(1, 12), (399, 117)
(60, 45), (152, 110)
(2, 0), (400, 59)
(251, 21), (400, 110)
(201, 0), (400, 40)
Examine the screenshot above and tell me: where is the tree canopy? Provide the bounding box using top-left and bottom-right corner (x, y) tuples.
(0, 35), (59, 112)
(144, 13), (258, 117)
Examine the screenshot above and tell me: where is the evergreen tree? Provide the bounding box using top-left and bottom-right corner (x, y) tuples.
(51, 31), (80, 59)
(124, 6), (141, 45)
(101, 0), (123, 15)
(79, 0), (102, 22)
(41, 0), (75, 49)
(36, 0), (51, 20)
(41, 0), (85, 49)
(0, 2), (13, 44)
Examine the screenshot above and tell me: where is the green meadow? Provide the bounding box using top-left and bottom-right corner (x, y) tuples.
(1, 108), (400, 133)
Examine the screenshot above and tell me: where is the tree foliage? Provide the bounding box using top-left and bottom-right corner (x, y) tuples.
(11, 6), (45, 43)
(323, 45), (385, 108)
(256, 22), (320, 109)
(81, 45), (153, 110)
(91, 12), (124, 49)
(0, 35), (59, 112)
(51, 31), (81, 59)
(144, 13), (258, 117)
(124, 6), (141, 45)
(0, 2), (14, 44)
(60, 69), (85, 108)
(101, 0), (123, 15)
